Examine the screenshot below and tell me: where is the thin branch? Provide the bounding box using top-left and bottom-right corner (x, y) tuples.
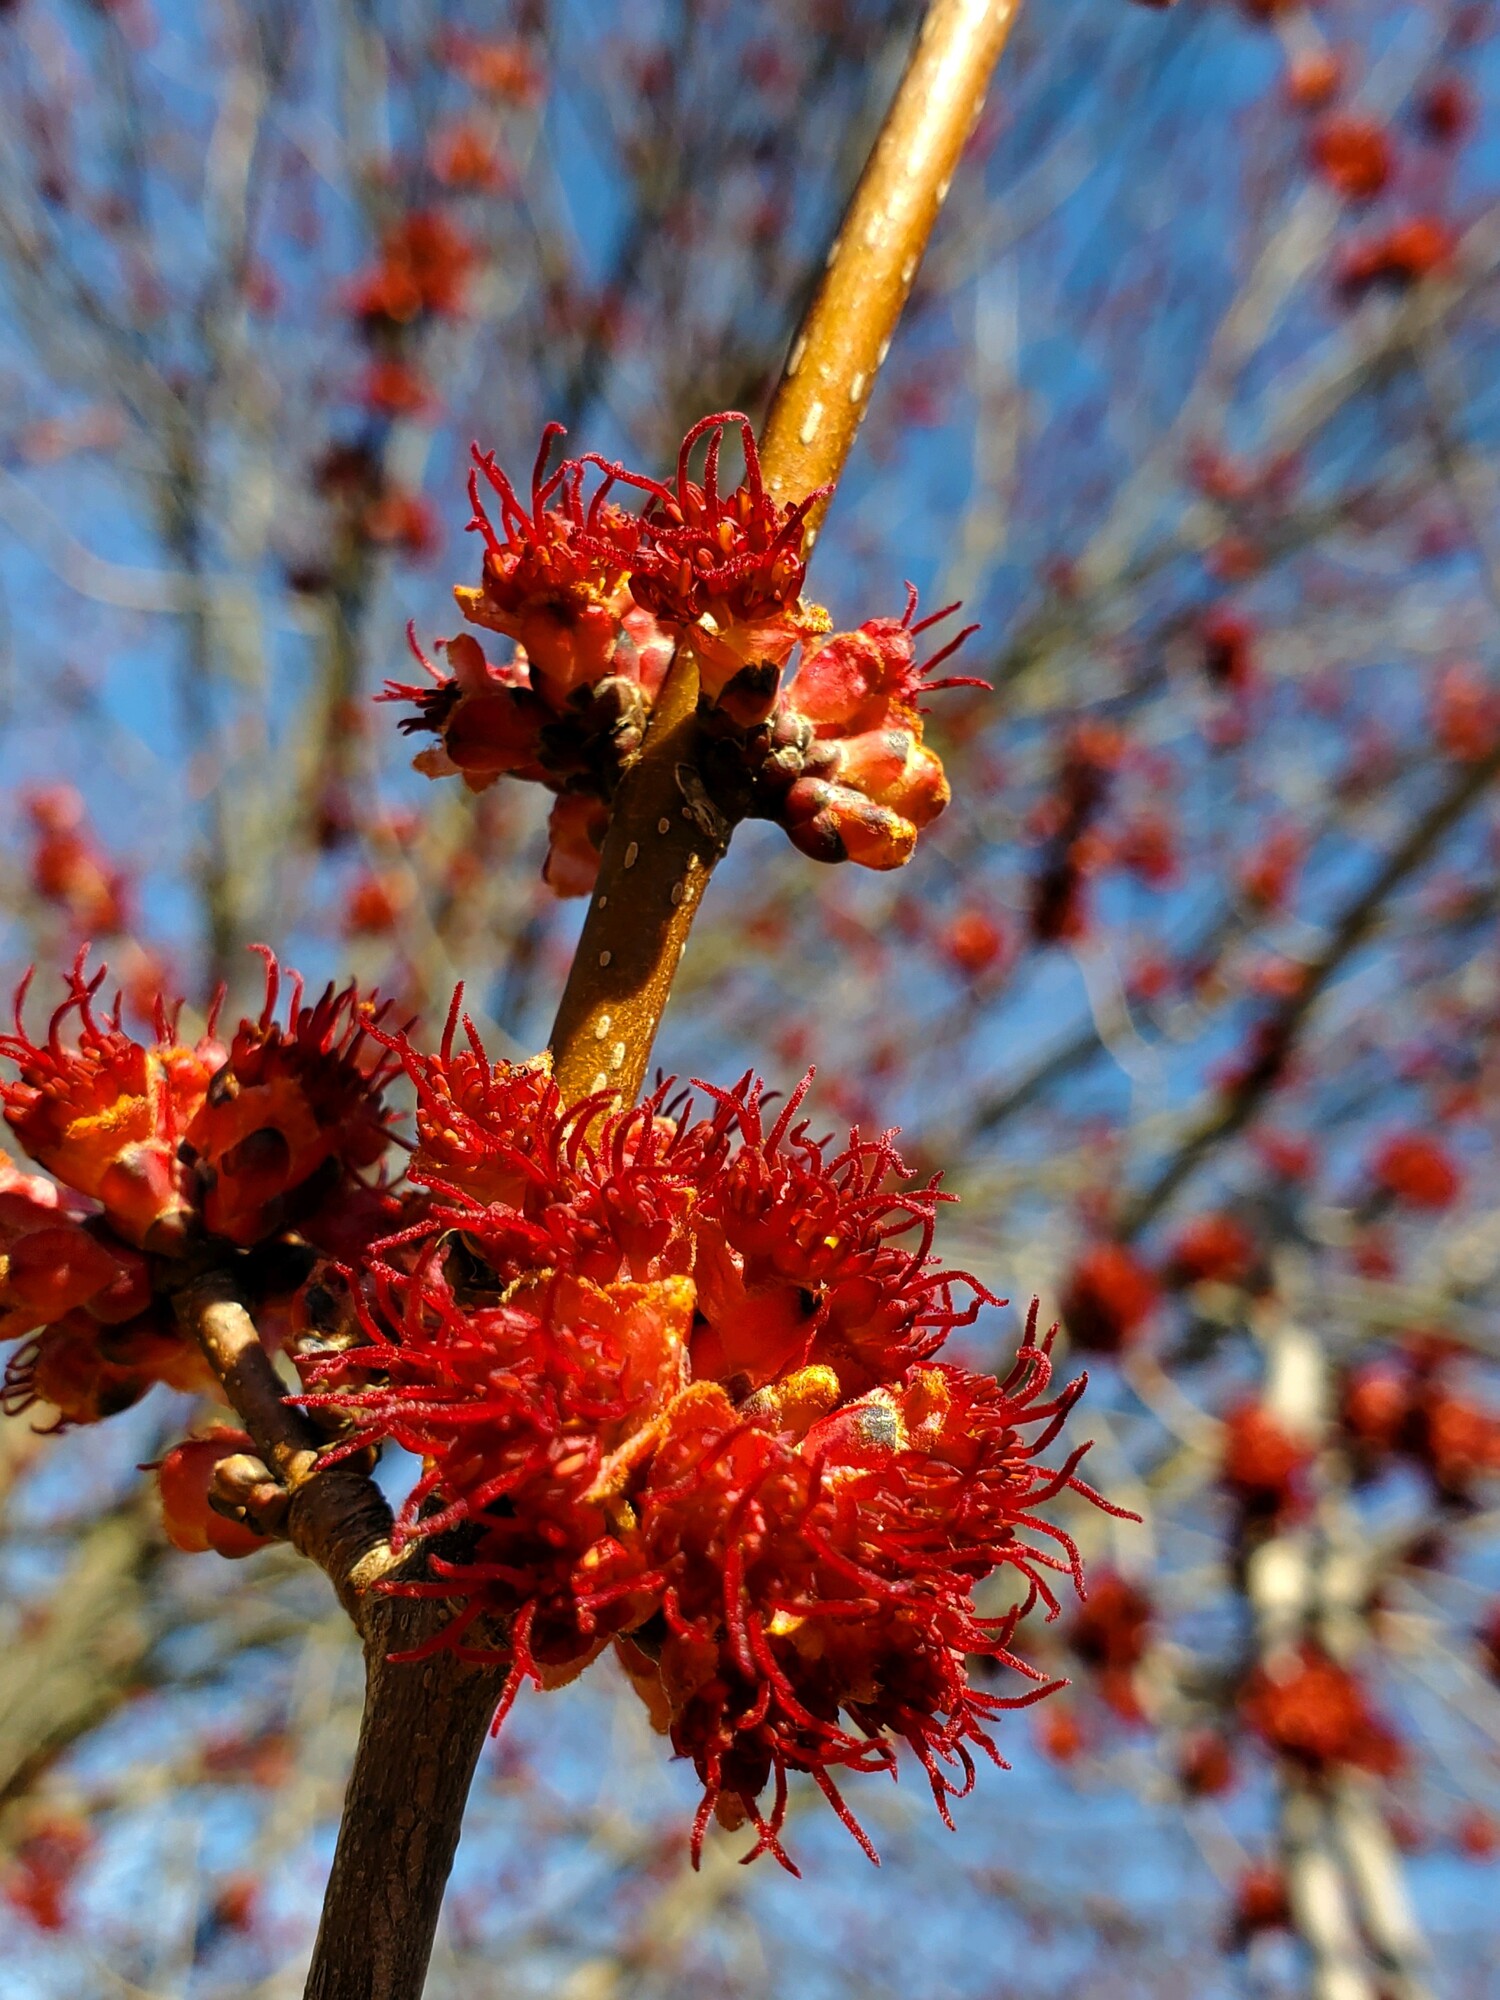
(550, 0), (1023, 1104)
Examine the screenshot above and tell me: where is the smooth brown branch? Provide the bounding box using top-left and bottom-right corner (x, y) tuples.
(549, 0), (1023, 1104)
(175, 1272), (401, 1625)
(758, 0), (1023, 537)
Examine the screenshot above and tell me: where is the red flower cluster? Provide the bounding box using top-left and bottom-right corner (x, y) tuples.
(1066, 1569), (1151, 1720)
(0, 951), (399, 1430)
(1337, 217), (1455, 300)
(25, 785), (130, 936)
(1310, 115), (1394, 203)
(1242, 1644), (1403, 1777)
(1060, 1241), (1158, 1355)
(1368, 1130), (1463, 1211)
(771, 586), (984, 869)
(390, 419), (981, 894)
(1166, 1212), (1257, 1289)
(302, 1002), (1117, 1869)
(1229, 1863), (1291, 1945)
(349, 211), (476, 328)
(1341, 1346), (1500, 1505)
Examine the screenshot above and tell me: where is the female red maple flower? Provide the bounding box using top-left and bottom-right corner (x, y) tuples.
(1310, 115), (1394, 203)
(1242, 1644), (1404, 1777)
(683, 1071), (982, 1398)
(613, 412), (830, 703)
(619, 1326), (1103, 1870)
(181, 949), (401, 1247)
(304, 1010), (1121, 1868)
(1060, 1241), (1158, 1355)
(453, 428), (665, 705)
(1369, 1130), (1463, 1211)
(0, 954), (223, 1249)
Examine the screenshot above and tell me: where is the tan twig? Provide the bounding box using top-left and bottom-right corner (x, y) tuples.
(549, 0), (1023, 1105)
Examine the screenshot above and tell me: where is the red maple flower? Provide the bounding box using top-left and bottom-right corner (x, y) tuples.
(620, 1338), (1097, 1869)
(1342, 1357), (1412, 1457)
(1370, 1130), (1462, 1210)
(1337, 217), (1455, 300)
(0, 954), (222, 1249)
(1418, 76), (1474, 147)
(1177, 1728), (1236, 1798)
(26, 785), (130, 934)
(775, 589), (983, 869)
(1167, 1212), (1256, 1288)
(303, 1011), (1120, 1869)
(157, 1425), (271, 1558)
(940, 907), (1008, 979)
(348, 210), (476, 325)
(1310, 115), (1394, 203)
(0, 1156), (149, 1341)
(614, 412), (828, 700)
(1242, 1644), (1403, 1776)
(1230, 1863), (1291, 1944)
(1285, 49), (1341, 112)
(1200, 607), (1256, 692)
(1067, 1569), (1151, 1719)
(1061, 1242), (1158, 1355)
(1221, 1402), (1313, 1521)
(454, 429), (657, 705)
(181, 950), (400, 1247)
(1028, 722), (1123, 944)
(3, 1305), (210, 1428)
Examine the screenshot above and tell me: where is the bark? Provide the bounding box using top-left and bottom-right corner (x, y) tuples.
(303, 1598), (506, 2000)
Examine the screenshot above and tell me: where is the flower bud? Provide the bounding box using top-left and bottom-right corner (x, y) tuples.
(157, 1427), (270, 1558)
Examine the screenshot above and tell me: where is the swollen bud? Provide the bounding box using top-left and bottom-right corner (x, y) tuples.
(157, 1427), (273, 1558)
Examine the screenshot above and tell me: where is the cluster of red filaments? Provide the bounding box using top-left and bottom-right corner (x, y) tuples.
(302, 1001), (1115, 1870)
(389, 416), (982, 894)
(0, 950), (400, 1436)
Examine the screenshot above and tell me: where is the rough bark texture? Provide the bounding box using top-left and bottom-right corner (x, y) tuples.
(303, 1598), (507, 2000)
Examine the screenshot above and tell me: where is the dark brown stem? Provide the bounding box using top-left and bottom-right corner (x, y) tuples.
(303, 1598), (507, 2000)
